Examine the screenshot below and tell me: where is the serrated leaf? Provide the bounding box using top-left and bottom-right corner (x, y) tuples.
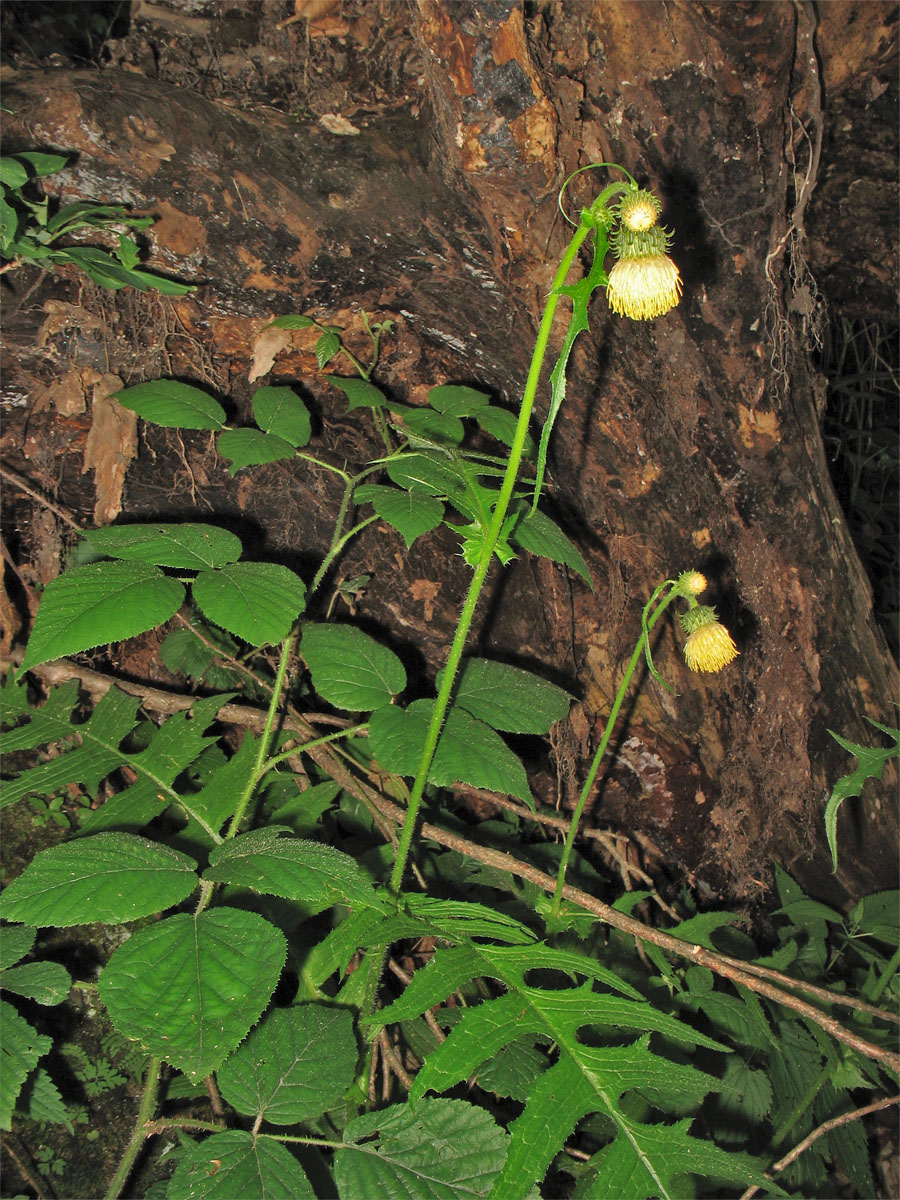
(192, 563), (305, 644)
(15, 1067), (71, 1131)
(251, 385), (311, 447)
(0, 961), (71, 1006)
(371, 941), (731, 1200)
(216, 428), (298, 474)
(204, 829), (385, 913)
(20, 561), (185, 672)
(99, 908), (286, 1082)
(386, 450), (467, 497)
(0, 926), (35, 970)
(335, 1097), (512, 1200)
(326, 374), (387, 409)
(354, 483), (444, 549)
(1, 1000), (50, 1131)
(585, 1118), (776, 1200)
(0, 833), (199, 927)
(369, 700), (532, 804)
(218, 1004), (357, 1124)
(510, 504), (592, 587)
(113, 380), (226, 429)
(427, 385), (491, 416)
(825, 722), (900, 871)
(436, 658), (571, 734)
(165, 1130), (314, 1199)
(301, 623), (405, 710)
(83, 524), (242, 570)
(316, 329), (341, 367)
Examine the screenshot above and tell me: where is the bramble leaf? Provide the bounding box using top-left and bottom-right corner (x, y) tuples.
(165, 1130), (314, 1199)
(216, 428), (298, 473)
(83, 523), (242, 570)
(192, 562), (306, 644)
(113, 380), (226, 429)
(251, 385), (311, 447)
(437, 658), (572, 734)
(19, 561), (184, 672)
(301, 622), (405, 710)
(354, 483), (444, 549)
(99, 908), (286, 1082)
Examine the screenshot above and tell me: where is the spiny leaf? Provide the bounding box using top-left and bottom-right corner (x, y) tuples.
(825, 721), (900, 871)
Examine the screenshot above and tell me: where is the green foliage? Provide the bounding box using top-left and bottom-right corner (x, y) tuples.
(2, 193), (897, 1200)
(0, 151), (195, 293)
(824, 719), (900, 870)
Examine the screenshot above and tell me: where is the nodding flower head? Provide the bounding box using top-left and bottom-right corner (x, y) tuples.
(679, 605), (739, 673)
(606, 191), (682, 321)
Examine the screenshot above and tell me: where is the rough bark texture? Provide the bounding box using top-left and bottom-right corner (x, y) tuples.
(1, 0), (897, 905)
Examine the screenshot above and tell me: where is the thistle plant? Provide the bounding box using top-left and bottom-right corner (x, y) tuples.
(2, 165), (895, 1200)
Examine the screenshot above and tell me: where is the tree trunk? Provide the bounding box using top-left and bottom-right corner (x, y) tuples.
(2, 0), (896, 905)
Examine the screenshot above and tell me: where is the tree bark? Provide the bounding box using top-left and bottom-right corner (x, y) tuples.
(1, 0), (896, 904)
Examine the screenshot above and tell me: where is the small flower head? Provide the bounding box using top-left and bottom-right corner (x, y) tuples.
(619, 189), (662, 233)
(607, 253), (683, 320)
(679, 606), (739, 673)
(678, 570), (708, 597)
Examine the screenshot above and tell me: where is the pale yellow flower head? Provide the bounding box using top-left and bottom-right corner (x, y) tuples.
(679, 570), (708, 597)
(679, 605), (739, 673)
(607, 254), (683, 321)
(619, 189), (662, 233)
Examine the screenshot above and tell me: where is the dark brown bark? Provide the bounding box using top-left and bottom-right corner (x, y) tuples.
(1, 0), (896, 905)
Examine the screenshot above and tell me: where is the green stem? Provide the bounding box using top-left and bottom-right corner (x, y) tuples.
(550, 584), (680, 918)
(224, 630), (296, 841)
(389, 218), (594, 894)
(868, 944), (900, 1004)
(104, 1057), (162, 1200)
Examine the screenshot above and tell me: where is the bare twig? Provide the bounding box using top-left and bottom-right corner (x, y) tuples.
(738, 1094), (900, 1200)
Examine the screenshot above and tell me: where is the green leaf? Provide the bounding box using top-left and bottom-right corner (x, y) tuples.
(354, 483), (444, 549)
(265, 313), (316, 330)
(165, 1130), (315, 1199)
(113, 380), (227, 430)
(14, 151), (70, 178)
(369, 700), (532, 804)
(0, 961), (70, 1006)
(216, 428), (298, 474)
(510, 504), (592, 587)
(301, 623), (406, 711)
(386, 451), (467, 498)
(437, 658), (571, 734)
(0, 833), (199, 927)
(251, 386), (311, 447)
(0, 926), (35, 970)
(15, 1067), (71, 1131)
(218, 1004), (357, 1124)
(825, 722), (900, 871)
(192, 563), (306, 644)
(0, 157), (30, 188)
(585, 1118), (775, 1200)
(326, 375), (388, 410)
(204, 828), (386, 913)
(427, 384), (491, 416)
(0, 1000), (50, 1131)
(335, 1097), (513, 1200)
(99, 908), (286, 1082)
(83, 524), (243, 570)
(316, 329), (341, 367)
(400, 407), (465, 447)
(476, 405), (536, 455)
(19, 561), (185, 672)
(0, 199), (19, 249)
